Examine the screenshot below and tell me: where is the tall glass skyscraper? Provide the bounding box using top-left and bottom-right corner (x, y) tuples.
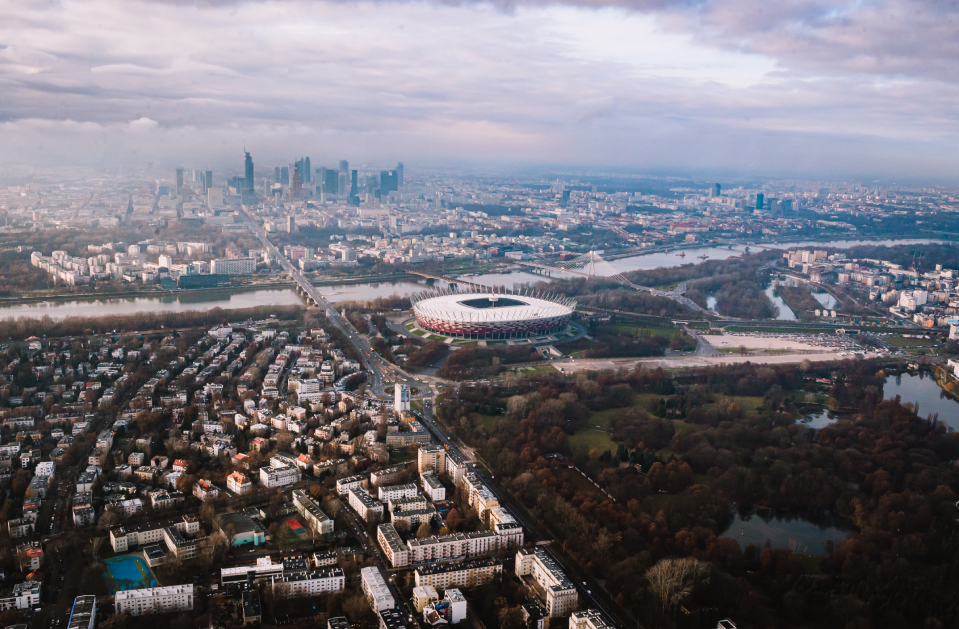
(244, 151), (254, 192)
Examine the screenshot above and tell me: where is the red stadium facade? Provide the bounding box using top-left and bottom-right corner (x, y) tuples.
(411, 289), (575, 340)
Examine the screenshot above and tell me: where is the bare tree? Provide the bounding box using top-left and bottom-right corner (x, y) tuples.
(645, 557), (711, 617)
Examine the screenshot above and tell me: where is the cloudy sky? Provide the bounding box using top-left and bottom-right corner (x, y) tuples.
(1, 0), (957, 181)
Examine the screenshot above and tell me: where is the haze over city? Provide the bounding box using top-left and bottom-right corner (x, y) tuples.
(2, 0), (958, 180)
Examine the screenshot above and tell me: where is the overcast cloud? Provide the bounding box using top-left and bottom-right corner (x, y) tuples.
(0, 0), (957, 180)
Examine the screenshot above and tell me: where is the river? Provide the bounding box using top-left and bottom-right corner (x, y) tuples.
(884, 372), (959, 430)
(0, 288), (306, 320)
(765, 283), (797, 321)
(0, 237), (945, 321)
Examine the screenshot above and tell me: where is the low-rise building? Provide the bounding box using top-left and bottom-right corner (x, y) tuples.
(227, 472), (252, 495)
(420, 472), (445, 502)
(193, 480), (219, 501)
(361, 566), (395, 612)
(260, 461), (299, 488)
(115, 585), (194, 616)
(335, 474), (368, 495)
(0, 582), (42, 611)
(271, 568), (345, 598)
(292, 489), (334, 535)
(570, 610), (614, 629)
(377, 483), (419, 502)
(406, 530), (504, 564)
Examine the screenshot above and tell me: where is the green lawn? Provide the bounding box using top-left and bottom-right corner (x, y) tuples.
(427, 334), (447, 341)
(405, 323), (416, 330)
(704, 395), (764, 417)
(609, 324), (679, 338)
(412, 329), (427, 337)
(390, 449), (418, 464)
(569, 428), (618, 454)
(886, 335), (937, 347)
(513, 364), (557, 375)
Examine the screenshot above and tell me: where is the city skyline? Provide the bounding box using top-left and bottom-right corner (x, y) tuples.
(1, 0), (958, 182)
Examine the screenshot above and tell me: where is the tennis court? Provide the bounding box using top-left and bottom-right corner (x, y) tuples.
(103, 555), (158, 593)
(286, 518), (306, 537)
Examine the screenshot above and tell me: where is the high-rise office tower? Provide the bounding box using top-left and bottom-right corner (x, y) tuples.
(323, 169), (338, 198)
(304, 157), (311, 183)
(275, 167), (282, 184)
(280, 166), (289, 185)
(350, 170), (359, 206)
(291, 163), (302, 200)
(175, 168), (184, 197)
(380, 170), (398, 194)
(711, 183), (721, 197)
(205, 170), (213, 191)
(396, 162), (404, 188)
(337, 171), (348, 197)
(244, 152), (254, 192)
(339, 160), (349, 174)
(755, 193), (764, 209)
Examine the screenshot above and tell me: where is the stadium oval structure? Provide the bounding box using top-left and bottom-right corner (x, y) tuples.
(411, 288), (576, 340)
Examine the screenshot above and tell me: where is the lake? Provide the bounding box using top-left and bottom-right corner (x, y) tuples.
(0, 288), (306, 320)
(812, 291), (839, 310)
(797, 408), (837, 429)
(721, 508), (854, 553)
(884, 372), (959, 430)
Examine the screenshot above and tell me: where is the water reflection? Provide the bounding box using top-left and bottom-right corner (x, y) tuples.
(721, 507), (854, 553)
(812, 292), (839, 310)
(0, 289), (305, 320)
(884, 372), (959, 430)
(765, 282), (797, 321)
(797, 409), (836, 429)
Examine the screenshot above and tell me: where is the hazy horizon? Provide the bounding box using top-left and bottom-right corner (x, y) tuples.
(3, 0), (958, 183)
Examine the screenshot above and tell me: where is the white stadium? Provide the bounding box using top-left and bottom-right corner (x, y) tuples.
(411, 288), (576, 340)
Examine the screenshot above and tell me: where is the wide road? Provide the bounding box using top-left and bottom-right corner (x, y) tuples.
(237, 207), (403, 398)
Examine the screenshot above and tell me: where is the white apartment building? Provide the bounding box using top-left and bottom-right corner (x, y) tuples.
(463, 473), (499, 521)
(260, 461), (299, 488)
(272, 569), (345, 598)
(115, 585), (194, 616)
(0, 582), (41, 610)
(420, 472), (445, 502)
(446, 450), (468, 486)
(335, 474), (368, 495)
(570, 610), (615, 629)
(360, 566), (395, 612)
(292, 489), (334, 535)
(515, 549), (578, 618)
(210, 257), (256, 275)
(406, 530), (504, 564)
(377, 524), (410, 568)
(348, 488), (384, 523)
(489, 507), (525, 549)
(377, 483), (419, 502)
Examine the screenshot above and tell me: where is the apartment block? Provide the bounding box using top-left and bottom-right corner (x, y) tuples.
(272, 568), (345, 598)
(377, 524), (410, 568)
(292, 489), (334, 535)
(377, 483), (419, 502)
(515, 549), (578, 618)
(417, 444), (446, 475)
(361, 566), (395, 612)
(414, 558), (503, 589)
(115, 585), (194, 616)
(348, 488), (384, 523)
